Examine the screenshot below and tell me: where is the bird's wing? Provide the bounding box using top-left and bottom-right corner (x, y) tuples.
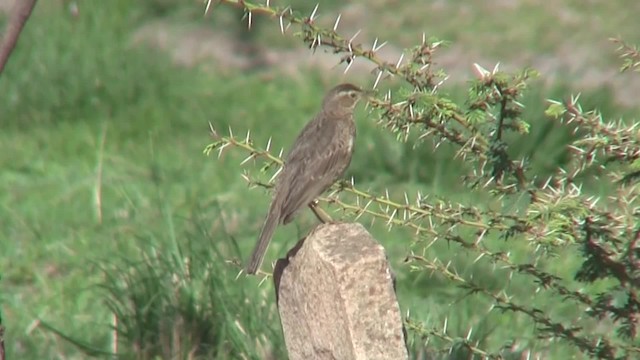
(278, 121), (353, 224)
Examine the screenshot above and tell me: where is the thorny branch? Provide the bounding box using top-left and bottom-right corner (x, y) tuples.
(205, 1), (640, 358)
(205, 125), (640, 358)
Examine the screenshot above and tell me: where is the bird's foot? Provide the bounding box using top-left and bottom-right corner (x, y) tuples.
(308, 201), (333, 224)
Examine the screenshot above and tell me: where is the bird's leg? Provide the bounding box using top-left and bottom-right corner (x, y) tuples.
(308, 200), (333, 223)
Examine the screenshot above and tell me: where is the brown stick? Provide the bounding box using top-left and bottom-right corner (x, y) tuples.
(0, 0), (38, 76)
(0, 323), (4, 360)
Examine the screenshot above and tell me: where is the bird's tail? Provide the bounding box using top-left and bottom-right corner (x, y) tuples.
(246, 202), (280, 274)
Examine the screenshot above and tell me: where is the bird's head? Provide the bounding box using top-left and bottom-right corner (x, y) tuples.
(322, 83), (370, 112)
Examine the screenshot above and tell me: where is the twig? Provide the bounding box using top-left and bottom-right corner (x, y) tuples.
(0, 0), (38, 76)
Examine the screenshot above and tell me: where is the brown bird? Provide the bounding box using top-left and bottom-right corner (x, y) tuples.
(246, 83), (367, 274)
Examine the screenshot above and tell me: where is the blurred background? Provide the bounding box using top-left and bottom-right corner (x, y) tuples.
(1, 0), (639, 358)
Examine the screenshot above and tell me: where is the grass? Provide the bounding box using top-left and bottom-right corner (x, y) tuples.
(1, 0), (638, 358)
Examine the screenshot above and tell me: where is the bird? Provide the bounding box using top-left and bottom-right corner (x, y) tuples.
(246, 83), (367, 275)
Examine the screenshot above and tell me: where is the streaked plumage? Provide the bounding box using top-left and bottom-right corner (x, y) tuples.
(246, 83), (365, 274)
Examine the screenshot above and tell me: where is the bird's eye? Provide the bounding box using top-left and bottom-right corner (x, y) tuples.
(349, 91), (358, 99)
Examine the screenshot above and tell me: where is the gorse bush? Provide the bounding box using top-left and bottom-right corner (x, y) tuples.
(205, 1), (640, 358)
